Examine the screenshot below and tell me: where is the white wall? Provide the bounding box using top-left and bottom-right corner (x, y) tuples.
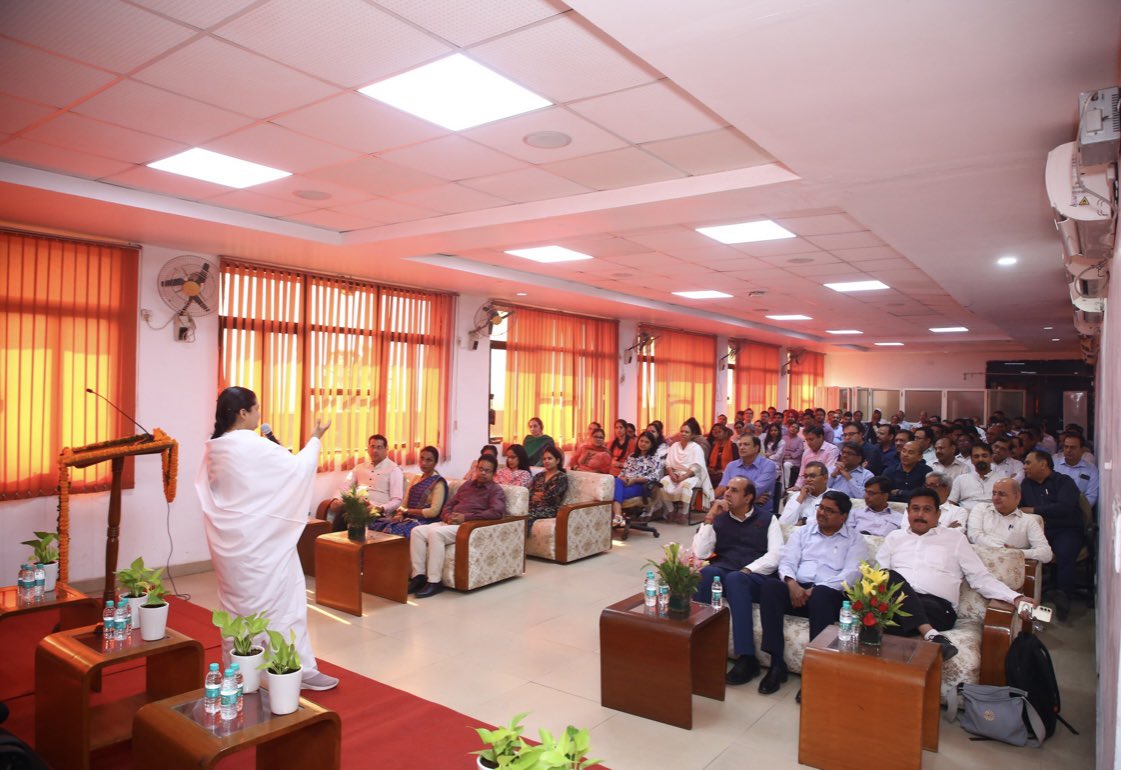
(617, 319), (639, 424)
(824, 350), (997, 390)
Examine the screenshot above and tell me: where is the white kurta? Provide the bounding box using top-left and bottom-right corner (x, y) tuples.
(195, 430), (321, 675)
(660, 440), (714, 506)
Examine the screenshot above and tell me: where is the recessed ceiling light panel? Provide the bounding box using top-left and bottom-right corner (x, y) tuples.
(359, 54), (551, 131)
(997, 256), (1019, 266)
(672, 290), (733, 299)
(826, 329), (863, 335)
(505, 246), (593, 263)
(929, 326), (969, 333)
(148, 148), (290, 188)
(824, 280), (891, 292)
(696, 219), (796, 244)
(874, 342), (904, 346)
(765, 314), (812, 321)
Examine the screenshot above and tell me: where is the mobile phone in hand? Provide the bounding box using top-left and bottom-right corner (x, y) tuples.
(1018, 601), (1053, 623)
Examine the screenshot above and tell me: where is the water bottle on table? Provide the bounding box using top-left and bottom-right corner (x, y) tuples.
(33, 563), (45, 600)
(204, 663), (222, 714)
(114, 600), (131, 641)
(838, 600), (856, 646)
(102, 600), (116, 647)
(219, 668), (238, 721)
(17, 565), (31, 604)
(644, 570), (657, 607)
(657, 582), (669, 613)
(231, 662), (244, 714)
(711, 575), (723, 610)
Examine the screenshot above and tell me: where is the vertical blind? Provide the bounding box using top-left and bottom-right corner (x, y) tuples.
(732, 340), (780, 415)
(219, 260), (452, 468)
(1, 231), (139, 499)
(788, 350), (825, 412)
(637, 325), (716, 431)
(503, 306), (617, 450)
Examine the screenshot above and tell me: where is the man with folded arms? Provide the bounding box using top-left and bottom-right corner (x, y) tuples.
(1020, 451), (1083, 619)
(715, 435), (778, 514)
(948, 442), (1006, 512)
(781, 461), (829, 525)
(848, 476), (903, 536)
(693, 478), (783, 685)
(884, 441), (932, 502)
(1053, 433), (1099, 508)
(875, 487), (1034, 661)
(967, 478), (1053, 564)
(827, 442), (874, 499)
(757, 491), (866, 698)
(990, 437), (1025, 483)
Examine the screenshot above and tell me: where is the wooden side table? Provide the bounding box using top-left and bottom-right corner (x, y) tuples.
(35, 624), (204, 770)
(799, 626), (941, 770)
(315, 530), (409, 615)
(599, 593), (729, 729)
(133, 688), (341, 769)
(0, 581), (102, 629)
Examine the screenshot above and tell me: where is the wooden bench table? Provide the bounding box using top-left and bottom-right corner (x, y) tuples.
(315, 530), (410, 615)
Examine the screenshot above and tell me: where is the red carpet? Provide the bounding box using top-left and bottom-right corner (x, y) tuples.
(2, 596), (496, 768)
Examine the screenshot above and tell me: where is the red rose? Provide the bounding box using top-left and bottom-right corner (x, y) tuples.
(877, 583), (886, 593)
(877, 600), (887, 612)
(852, 600), (863, 612)
(862, 612), (877, 626)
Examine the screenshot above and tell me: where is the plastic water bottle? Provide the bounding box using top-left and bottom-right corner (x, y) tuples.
(657, 583), (669, 612)
(838, 600), (856, 646)
(115, 600), (131, 640)
(711, 575), (723, 610)
(33, 563), (45, 600)
(102, 600), (116, 636)
(644, 570), (657, 607)
(17, 565), (32, 603)
(204, 663), (222, 714)
(231, 663), (244, 714)
(219, 668), (238, 721)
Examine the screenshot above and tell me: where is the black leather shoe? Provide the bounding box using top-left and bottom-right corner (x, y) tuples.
(725, 655), (761, 685)
(928, 634), (959, 661)
(407, 574), (427, 594)
(1053, 591), (1071, 621)
(414, 581), (444, 598)
(757, 664), (788, 695)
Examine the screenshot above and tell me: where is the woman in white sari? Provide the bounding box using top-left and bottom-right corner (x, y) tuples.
(657, 417), (714, 521)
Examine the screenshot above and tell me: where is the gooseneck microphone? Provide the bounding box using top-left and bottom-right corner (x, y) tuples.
(260, 423), (281, 444)
(85, 388), (151, 438)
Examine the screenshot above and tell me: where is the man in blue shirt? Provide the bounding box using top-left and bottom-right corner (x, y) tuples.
(757, 491), (867, 699)
(828, 442), (874, 498)
(1021, 451), (1083, 619)
(885, 441), (932, 502)
(716, 435), (779, 514)
(1054, 433), (1098, 508)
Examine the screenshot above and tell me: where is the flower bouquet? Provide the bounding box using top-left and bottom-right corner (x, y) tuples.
(340, 482), (381, 540)
(842, 561), (910, 646)
(644, 542), (701, 619)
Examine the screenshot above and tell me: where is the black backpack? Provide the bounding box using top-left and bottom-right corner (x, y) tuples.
(1004, 631), (1077, 737)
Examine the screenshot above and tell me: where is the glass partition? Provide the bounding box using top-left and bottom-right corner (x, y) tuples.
(871, 389), (900, 417)
(987, 389), (1027, 420)
(902, 390), (942, 420)
(945, 390), (986, 421)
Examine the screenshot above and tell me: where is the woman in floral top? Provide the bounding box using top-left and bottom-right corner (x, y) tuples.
(527, 445), (568, 532)
(611, 431), (662, 526)
(496, 444), (533, 487)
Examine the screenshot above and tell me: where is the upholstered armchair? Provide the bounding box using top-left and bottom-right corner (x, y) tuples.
(525, 470), (614, 564)
(438, 481), (529, 591)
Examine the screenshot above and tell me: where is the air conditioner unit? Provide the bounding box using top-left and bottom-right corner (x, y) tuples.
(1068, 275), (1107, 314)
(1046, 142), (1116, 270)
(1073, 308), (1103, 337)
(1078, 86), (1120, 166)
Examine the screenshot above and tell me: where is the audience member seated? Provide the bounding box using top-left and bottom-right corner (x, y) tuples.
(523, 417), (556, 466)
(763, 423), (786, 469)
(608, 419), (636, 477)
(884, 440), (932, 502)
(572, 421), (602, 458)
(757, 491), (866, 699)
(706, 424), (737, 486)
(465, 444), (499, 482)
(849, 476), (903, 535)
(1020, 450), (1083, 619)
(496, 444), (533, 488)
(990, 437), (1025, 482)
(841, 421), (879, 473)
(947, 442), (1004, 512)
(409, 454), (507, 598)
(646, 421), (670, 464)
(780, 461), (828, 525)
(328, 433), (403, 531)
(913, 426), (937, 466)
(781, 422), (805, 488)
(875, 488), (1034, 661)
(827, 441), (874, 499)
(793, 425), (839, 489)
(716, 435), (778, 514)
(825, 412), (844, 447)
(892, 428), (914, 459)
(691, 478), (783, 686)
(955, 431), (977, 461)
(925, 472), (968, 528)
(611, 431), (663, 526)
(658, 417), (714, 522)
(571, 427), (612, 473)
(872, 424), (897, 474)
(528, 446), (569, 533)
(1054, 432), (1099, 508)
(966, 478), (1053, 564)
(370, 445), (447, 538)
(863, 409), (884, 443)
(930, 436), (970, 482)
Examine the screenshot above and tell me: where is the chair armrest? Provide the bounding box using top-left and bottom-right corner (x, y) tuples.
(554, 500), (611, 563)
(1021, 559), (1041, 603)
(980, 599), (1023, 686)
(315, 499), (333, 521)
(298, 519), (332, 576)
(453, 516), (528, 589)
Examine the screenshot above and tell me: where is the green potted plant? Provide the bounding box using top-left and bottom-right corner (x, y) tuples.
(473, 712), (531, 769)
(20, 531), (59, 592)
(117, 556), (161, 627)
(138, 570), (169, 641)
(644, 541), (702, 619)
(339, 482), (381, 540)
(212, 610), (270, 693)
(530, 726), (602, 769)
(259, 629), (302, 715)
(471, 715), (602, 770)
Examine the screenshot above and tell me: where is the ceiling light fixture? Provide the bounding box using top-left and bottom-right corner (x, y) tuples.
(996, 256), (1019, 266)
(766, 314), (812, 321)
(358, 53), (551, 131)
(874, 342), (904, 346)
(824, 280), (890, 293)
(672, 290), (733, 299)
(1043, 326), (1054, 330)
(523, 130), (571, 149)
(826, 329), (863, 335)
(1051, 338), (1060, 341)
(929, 326), (969, 333)
(148, 148), (290, 188)
(294, 189), (332, 201)
(505, 246), (593, 263)
(695, 219), (796, 244)
(515, 292), (527, 296)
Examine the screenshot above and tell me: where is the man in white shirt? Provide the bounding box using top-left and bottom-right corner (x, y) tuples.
(929, 437), (970, 483)
(781, 461), (828, 525)
(848, 476), (903, 536)
(925, 472), (968, 529)
(329, 433), (404, 529)
(1053, 433), (1099, 507)
(876, 487), (1034, 661)
(990, 437), (1025, 483)
(966, 478), (1053, 563)
(948, 442), (1007, 512)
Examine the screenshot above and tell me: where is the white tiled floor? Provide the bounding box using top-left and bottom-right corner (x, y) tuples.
(168, 524), (1097, 769)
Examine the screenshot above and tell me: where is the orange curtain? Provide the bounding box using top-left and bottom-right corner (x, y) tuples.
(1, 231), (139, 499)
(732, 340), (780, 415)
(637, 325), (716, 431)
(789, 350), (825, 411)
(219, 261), (451, 468)
(504, 306), (617, 450)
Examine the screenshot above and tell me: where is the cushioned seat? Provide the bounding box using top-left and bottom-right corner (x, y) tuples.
(439, 480), (529, 591)
(525, 470), (614, 564)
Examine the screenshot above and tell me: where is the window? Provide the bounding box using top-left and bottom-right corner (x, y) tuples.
(1, 231), (139, 499)
(731, 340), (779, 415)
(788, 350), (825, 411)
(637, 325), (715, 431)
(219, 261), (452, 468)
(501, 306), (617, 450)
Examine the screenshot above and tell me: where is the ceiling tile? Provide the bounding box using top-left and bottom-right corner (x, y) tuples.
(805, 231), (885, 250)
(758, 251), (841, 267)
(732, 238), (822, 258)
(129, 0), (261, 29)
(134, 37), (339, 118)
(374, 0), (566, 47)
(842, 257), (915, 272)
(1, 0), (196, 73)
(773, 213), (866, 236)
(469, 13), (657, 103)
(216, 0), (451, 88)
(543, 147), (685, 190)
(0, 137), (132, 179)
(379, 135), (526, 181)
(459, 167), (592, 202)
(0, 39), (117, 108)
(556, 236), (660, 259)
(663, 243), (749, 263)
(102, 165), (231, 199)
(643, 128), (773, 175)
(0, 95), (56, 135)
(784, 263), (859, 278)
(396, 183), (511, 214)
(74, 80), (253, 145)
(205, 123), (360, 174)
(283, 209), (378, 231)
(335, 197), (439, 223)
(250, 174), (375, 208)
(617, 227), (716, 252)
(274, 92), (447, 154)
(305, 156), (446, 197)
(23, 113), (186, 164)
(830, 246), (904, 262)
(204, 189), (317, 217)
(604, 252), (685, 270)
(463, 107), (627, 164)
(569, 80), (725, 144)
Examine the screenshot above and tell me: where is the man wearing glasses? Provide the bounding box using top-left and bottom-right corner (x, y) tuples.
(780, 461), (829, 525)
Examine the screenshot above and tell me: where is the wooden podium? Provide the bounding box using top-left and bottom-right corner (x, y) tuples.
(58, 429), (179, 605)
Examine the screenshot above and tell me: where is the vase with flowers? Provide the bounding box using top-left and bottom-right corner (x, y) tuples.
(340, 482), (381, 541)
(842, 561), (910, 646)
(644, 542), (702, 620)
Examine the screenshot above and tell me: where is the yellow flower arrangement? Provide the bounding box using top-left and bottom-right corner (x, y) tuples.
(843, 560), (911, 630)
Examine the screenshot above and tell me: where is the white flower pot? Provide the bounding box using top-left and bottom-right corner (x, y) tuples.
(232, 648), (264, 693)
(266, 668), (302, 715)
(42, 561), (58, 592)
(138, 602), (169, 641)
(124, 593), (147, 627)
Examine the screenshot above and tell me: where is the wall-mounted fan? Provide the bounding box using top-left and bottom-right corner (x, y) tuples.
(157, 256), (217, 341)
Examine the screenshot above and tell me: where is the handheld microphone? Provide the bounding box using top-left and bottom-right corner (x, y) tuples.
(85, 388), (151, 438)
(260, 423), (281, 445)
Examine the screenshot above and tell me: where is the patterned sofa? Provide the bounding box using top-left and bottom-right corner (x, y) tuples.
(730, 527), (1028, 701)
(525, 469), (614, 564)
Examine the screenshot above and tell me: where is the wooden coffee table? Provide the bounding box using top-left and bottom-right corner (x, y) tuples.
(133, 687), (340, 769)
(599, 593), (729, 729)
(315, 530), (410, 615)
(0, 581), (101, 629)
(799, 626), (941, 770)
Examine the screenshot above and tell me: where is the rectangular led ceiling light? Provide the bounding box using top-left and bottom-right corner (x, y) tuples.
(672, 290), (733, 299)
(824, 280), (891, 292)
(696, 219), (796, 244)
(874, 342), (904, 346)
(148, 148), (290, 188)
(765, 314), (812, 321)
(359, 53), (551, 131)
(929, 326), (969, 333)
(505, 246), (593, 263)
(826, 329), (863, 335)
